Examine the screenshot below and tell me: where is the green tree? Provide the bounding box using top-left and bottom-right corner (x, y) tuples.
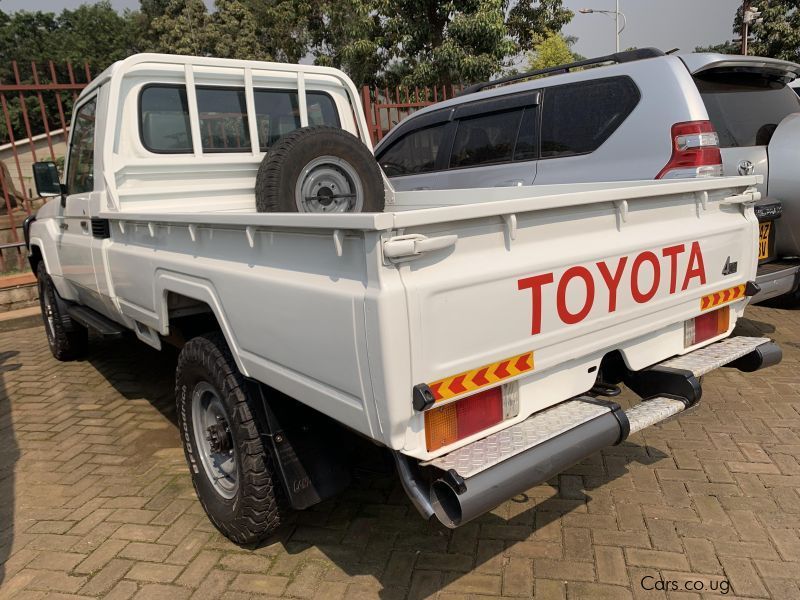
(313, 0), (573, 87)
(741, 1), (800, 62)
(210, 0), (268, 60)
(150, 0), (213, 55)
(526, 32), (577, 70)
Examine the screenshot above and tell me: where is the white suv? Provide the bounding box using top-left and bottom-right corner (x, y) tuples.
(375, 49), (800, 304)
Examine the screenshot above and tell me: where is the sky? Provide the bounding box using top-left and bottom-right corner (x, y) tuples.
(0, 0), (743, 58)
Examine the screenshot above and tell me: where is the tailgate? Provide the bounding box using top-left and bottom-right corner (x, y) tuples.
(390, 179), (759, 455)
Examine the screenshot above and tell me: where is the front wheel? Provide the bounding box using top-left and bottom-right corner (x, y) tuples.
(175, 333), (287, 544)
(36, 261), (88, 361)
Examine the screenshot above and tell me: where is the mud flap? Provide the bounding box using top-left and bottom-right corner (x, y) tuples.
(244, 379), (352, 510)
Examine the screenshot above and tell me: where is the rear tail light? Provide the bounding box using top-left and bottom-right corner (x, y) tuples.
(656, 120), (723, 179)
(684, 306), (729, 347)
(425, 384), (519, 452)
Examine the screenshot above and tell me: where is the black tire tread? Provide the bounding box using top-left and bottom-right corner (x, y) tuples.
(36, 261), (88, 361)
(255, 125), (384, 213)
(175, 332), (287, 545)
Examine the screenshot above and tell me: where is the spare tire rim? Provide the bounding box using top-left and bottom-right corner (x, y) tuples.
(191, 382), (239, 499)
(296, 155), (364, 213)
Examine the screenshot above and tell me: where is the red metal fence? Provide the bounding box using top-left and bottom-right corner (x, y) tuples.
(0, 63), (453, 274)
(360, 84), (463, 144)
(0, 60), (92, 273)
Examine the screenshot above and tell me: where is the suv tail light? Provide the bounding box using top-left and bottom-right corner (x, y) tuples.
(685, 306), (729, 347)
(656, 121), (723, 179)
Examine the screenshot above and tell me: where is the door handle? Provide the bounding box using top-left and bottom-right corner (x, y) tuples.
(80, 220), (90, 233)
(383, 233), (458, 262)
(59, 222), (69, 231)
(494, 180), (525, 187)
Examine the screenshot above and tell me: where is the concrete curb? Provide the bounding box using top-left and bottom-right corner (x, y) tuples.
(0, 306), (41, 332)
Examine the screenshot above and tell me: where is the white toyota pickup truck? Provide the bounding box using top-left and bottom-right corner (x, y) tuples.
(24, 54), (781, 543)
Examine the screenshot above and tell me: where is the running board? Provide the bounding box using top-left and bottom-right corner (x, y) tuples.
(66, 305), (125, 338)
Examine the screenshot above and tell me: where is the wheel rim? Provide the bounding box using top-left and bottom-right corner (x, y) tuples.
(39, 279), (56, 343)
(295, 155), (364, 213)
(191, 382), (239, 499)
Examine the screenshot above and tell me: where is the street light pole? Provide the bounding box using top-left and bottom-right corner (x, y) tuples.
(579, 5), (626, 53)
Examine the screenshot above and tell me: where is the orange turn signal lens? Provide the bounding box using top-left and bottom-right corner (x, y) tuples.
(425, 387), (503, 452)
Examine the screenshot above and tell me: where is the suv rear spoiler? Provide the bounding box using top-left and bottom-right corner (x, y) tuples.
(460, 47), (665, 95)
(681, 53), (800, 82)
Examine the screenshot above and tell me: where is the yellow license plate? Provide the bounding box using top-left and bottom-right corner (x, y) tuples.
(759, 221), (772, 260)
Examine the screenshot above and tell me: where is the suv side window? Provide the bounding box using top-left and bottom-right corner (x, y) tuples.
(450, 109), (524, 168)
(378, 122), (449, 176)
(540, 76), (640, 158)
(66, 97), (97, 194)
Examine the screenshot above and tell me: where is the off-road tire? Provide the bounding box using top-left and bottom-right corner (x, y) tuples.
(175, 332), (287, 544)
(255, 125), (385, 213)
(36, 261), (88, 361)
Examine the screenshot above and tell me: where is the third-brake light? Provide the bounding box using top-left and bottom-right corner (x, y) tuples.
(656, 120), (723, 179)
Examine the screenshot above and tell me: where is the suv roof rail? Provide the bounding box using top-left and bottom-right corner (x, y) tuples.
(460, 47), (665, 96)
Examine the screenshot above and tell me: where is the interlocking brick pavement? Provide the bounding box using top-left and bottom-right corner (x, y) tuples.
(0, 304), (799, 599)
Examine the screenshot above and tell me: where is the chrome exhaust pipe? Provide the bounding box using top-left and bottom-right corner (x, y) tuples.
(428, 411), (624, 528)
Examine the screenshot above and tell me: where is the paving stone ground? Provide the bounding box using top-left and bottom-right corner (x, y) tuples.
(1, 304), (799, 599)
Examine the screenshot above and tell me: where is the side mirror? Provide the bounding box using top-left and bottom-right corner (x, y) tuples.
(32, 161), (62, 198)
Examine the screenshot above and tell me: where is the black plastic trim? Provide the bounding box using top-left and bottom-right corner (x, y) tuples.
(412, 383), (436, 412)
(745, 280), (761, 297)
(22, 214), (35, 249)
(90, 217), (110, 239)
(623, 365), (702, 406)
(725, 341), (782, 373)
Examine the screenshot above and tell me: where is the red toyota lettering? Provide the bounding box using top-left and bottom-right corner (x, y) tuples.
(681, 241), (706, 291)
(518, 241), (707, 335)
(597, 257), (627, 312)
(631, 251), (661, 304)
(518, 273), (555, 335)
(557, 266), (595, 324)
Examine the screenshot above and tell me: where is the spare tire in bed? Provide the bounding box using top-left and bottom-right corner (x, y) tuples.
(255, 126), (385, 213)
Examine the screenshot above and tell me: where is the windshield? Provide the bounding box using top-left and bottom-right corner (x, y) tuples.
(695, 73), (800, 147)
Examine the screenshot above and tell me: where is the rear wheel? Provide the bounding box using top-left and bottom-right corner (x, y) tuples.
(175, 333), (287, 544)
(36, 262), (88, 361)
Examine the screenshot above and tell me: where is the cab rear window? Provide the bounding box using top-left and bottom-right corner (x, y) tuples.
(695, 74), (800, 147)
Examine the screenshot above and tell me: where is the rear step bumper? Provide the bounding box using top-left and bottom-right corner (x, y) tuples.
(753, 259), (800, 303)
(398, 336), (781, 528)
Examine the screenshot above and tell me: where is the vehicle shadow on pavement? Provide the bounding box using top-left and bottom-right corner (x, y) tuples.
(0, 350), (21, 587)
(83, 335), (669, 599)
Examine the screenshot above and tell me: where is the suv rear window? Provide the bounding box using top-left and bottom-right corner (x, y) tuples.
(695, 74), (800, 147)
(540, 76), (640, 158)
(450, 110), (523, 168)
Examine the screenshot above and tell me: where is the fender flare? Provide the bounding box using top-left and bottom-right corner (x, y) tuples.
(154, 270), (249, 377)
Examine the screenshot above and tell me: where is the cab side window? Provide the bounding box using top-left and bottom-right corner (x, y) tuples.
(253, 90), (340, 149)
(66, 97), (97, 195)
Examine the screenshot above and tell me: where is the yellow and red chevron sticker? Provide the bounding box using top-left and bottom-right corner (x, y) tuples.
(700, 284), (745, 311)
(428, 351), (534, 402)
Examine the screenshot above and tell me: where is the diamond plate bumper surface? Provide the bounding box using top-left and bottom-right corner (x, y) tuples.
(424, 337), (773, 479)
(660, 336), (770, 377)
(421, 397), (609, 478)
(626, 397), (687, 434)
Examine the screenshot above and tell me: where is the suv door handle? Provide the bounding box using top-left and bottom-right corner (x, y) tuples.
(494, 179), (525, 187)
(383, 233), (457, 262)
